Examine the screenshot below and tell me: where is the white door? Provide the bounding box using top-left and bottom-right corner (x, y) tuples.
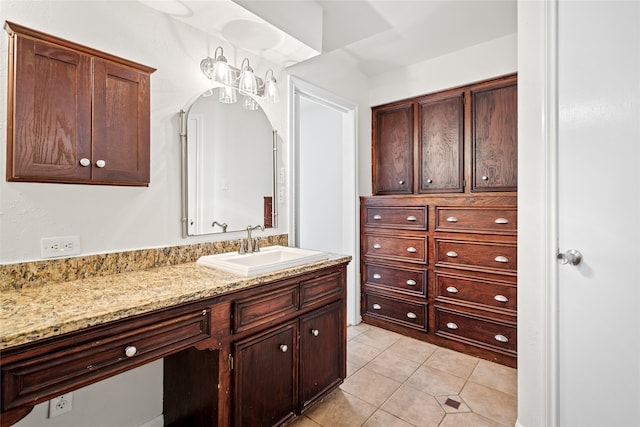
(557, 1), (640, 425)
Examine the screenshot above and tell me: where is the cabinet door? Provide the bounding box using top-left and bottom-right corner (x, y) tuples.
(418, 92), (464, 193)
(471, 79), (518, 192)
(299, 302), (345, 411)
(8, 35), (92, 182)
(373, 103), (414, 194)
(233, 321), (297, 427)
(92, 59), (151, 185)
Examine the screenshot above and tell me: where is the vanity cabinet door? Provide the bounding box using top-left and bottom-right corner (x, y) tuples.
(233, 321), (298, 427)
(299, 302), (345, 411)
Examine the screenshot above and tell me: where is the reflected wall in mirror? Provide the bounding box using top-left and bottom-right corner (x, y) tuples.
(181, 87), (276, 236)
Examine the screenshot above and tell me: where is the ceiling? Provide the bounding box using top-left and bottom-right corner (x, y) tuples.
(139, 0), (517, 77)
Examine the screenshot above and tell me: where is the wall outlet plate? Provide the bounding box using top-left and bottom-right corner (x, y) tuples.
(41, 236), (81, 258)
(49, 393), (73, 417)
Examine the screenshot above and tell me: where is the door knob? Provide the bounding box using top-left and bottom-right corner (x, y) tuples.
(557, 249), (582, 266)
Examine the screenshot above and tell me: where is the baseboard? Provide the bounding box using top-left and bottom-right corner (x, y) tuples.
(138, 415), (164, 427)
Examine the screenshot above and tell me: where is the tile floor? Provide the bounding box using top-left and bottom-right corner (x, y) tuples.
(290, 323), (517, 427)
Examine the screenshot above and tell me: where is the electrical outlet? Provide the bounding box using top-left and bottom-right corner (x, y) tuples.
(41, 236), (81, 258)
(49, 393), (73, 418)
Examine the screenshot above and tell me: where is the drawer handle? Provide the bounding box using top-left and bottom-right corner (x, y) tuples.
(280, 344), (289, 352)
(446, 286), (459, 293)
(373, 273), (382, 279)
(406, 279), (417, 286)
(373, 243), (381, 249)
(494, 295), (509, 303)
(125, 345), (137, 358)
(494, 217), (509, 224)
(372, 303), (382, 310)
(495, 335), (509, 343)
(95, 159), (106, 168)
(407, 247), (417, 253)
(446, 251), (458, 258)
(373, 214), (382, 220)
(494, 256), (509, 263)
(406, 312), (417, 319)
(399, 180), (405, 185)
(446, 322), (459, 330)
(79, 158), (91, 167)
(446, 216), (458, 223)
(406, 215), (417, 221)
(482, 175), (489, 181)
(311, 329), (320, 337)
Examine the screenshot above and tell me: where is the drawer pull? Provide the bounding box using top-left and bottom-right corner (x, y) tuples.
(446, 286), (459, 293)
(406, 215), (417, 221)
(311, 329), (320, 337)
(280, 344), (289, 352)
(494, 218), (509, 224)
(446, 216), (458, 223)
(482, 175), (489, 181)
(399, 180), (405, 185)
(494, 256), (509, 263)
(372, 303), (382, 310)
(406, 312), (417, 319)
(373, 273), (382, 279)
(125, 345), (137, 358)
(373, 243), (381, 249)
(446, 251), (458, 258)
(446, 322), (459, 330)
(373, 214), (382, 220)
(407, 247), (417, 253)
(495, 335), (509, 343)
(406, 279), (417, 286)
(494, 295), (509, 303)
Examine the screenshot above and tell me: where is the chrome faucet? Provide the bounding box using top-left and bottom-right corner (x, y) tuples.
(211, 221), (228, 232)
(245, 224), (264, 253)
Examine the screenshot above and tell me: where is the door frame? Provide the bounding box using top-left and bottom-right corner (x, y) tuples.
(288, 76), (360, 326)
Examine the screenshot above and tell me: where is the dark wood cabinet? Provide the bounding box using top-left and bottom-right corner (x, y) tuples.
(5, 22), (154, 186)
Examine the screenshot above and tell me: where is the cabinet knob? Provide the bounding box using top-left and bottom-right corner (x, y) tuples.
(482, 175), (489, 181)
(406, 279), (417, 286)
(495, 334), (509, 343)
(446, 216), (458, 223)
(373, 243), (381, 249)
(446, 322), (459, 330)
(373, 273), (382, 279)
(311, 329), (319, 337)
(95, 159), (106, 168)
(446, 251), (458, 258)
(407, 247), (417, 253)
(373, 214), (382, 220)
(372, 303), (382, 310)
(494, 295), (509, 303)
(494, 256), (509, 263)
(124, 345), (137, 357)
(279, 344), (288, 353)
(494, 218), (509, 224)
(79, 158), (91, 167)
(399, 180), (405, 185)
(426, 179), (432, 184)
(406, 216), (417, 221)
(406, 312), (417, 319)
(446, 286), (459, 293)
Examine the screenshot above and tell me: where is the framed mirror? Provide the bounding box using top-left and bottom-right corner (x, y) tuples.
(180, 87), (277, 236)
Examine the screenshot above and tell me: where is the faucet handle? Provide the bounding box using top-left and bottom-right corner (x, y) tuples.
(238, 239), (246, 254)
(254, 238), (260, 252)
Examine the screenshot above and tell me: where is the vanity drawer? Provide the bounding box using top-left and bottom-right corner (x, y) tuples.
(364, 293), (428, 332)
(2, 308), (211, 411)
(435, 206), (517, 235)
(364, 206), (427, 230)
(364, 263), (427, 297)
(435, 239), (516, 275)
(300, 270), (344, 308)
(233, 283), (299, 333)
(364, 233), (427, 264)
(435, 307), (516, 356)
(435, 272), (516, 312)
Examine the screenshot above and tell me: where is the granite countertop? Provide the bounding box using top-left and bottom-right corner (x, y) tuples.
(0, 254), (351, 351)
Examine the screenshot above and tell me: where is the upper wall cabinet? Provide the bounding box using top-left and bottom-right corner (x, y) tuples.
(5, 22), (155, 186)
(371, 74), (517, 195)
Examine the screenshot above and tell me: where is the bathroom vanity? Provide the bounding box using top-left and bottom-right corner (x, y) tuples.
(0, 252), (350, 427)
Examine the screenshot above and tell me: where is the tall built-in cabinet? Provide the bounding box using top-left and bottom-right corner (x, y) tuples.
(363, 74), (518, 367)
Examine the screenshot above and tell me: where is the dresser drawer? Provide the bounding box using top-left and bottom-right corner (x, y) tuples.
(435, 307), (516, 356)
(300, 270), (343, 308)
(435, 239), (516, 275)
(2, 308), (211, 411)
(364, 233), (427, 264)
(435, 272), (516, 312)
(436, 206), (517, 235)
(364, 206), (427, 230)
(364, 263), (427, 297)
(233, 283), (299, 333)
(363, 293), (428, 331)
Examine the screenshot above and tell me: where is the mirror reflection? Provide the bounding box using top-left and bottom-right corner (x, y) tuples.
(181, 87), (275, 236)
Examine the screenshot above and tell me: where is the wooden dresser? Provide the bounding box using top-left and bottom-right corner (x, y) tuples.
(361, 74), (517, 367)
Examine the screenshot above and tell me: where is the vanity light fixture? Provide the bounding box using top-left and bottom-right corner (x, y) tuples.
(200, 46), (280, 109)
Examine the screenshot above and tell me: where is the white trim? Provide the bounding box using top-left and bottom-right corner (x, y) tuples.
(288, 76), (361, 325)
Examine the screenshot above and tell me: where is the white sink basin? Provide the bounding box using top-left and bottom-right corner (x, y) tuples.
(196, 245), (329, 276)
